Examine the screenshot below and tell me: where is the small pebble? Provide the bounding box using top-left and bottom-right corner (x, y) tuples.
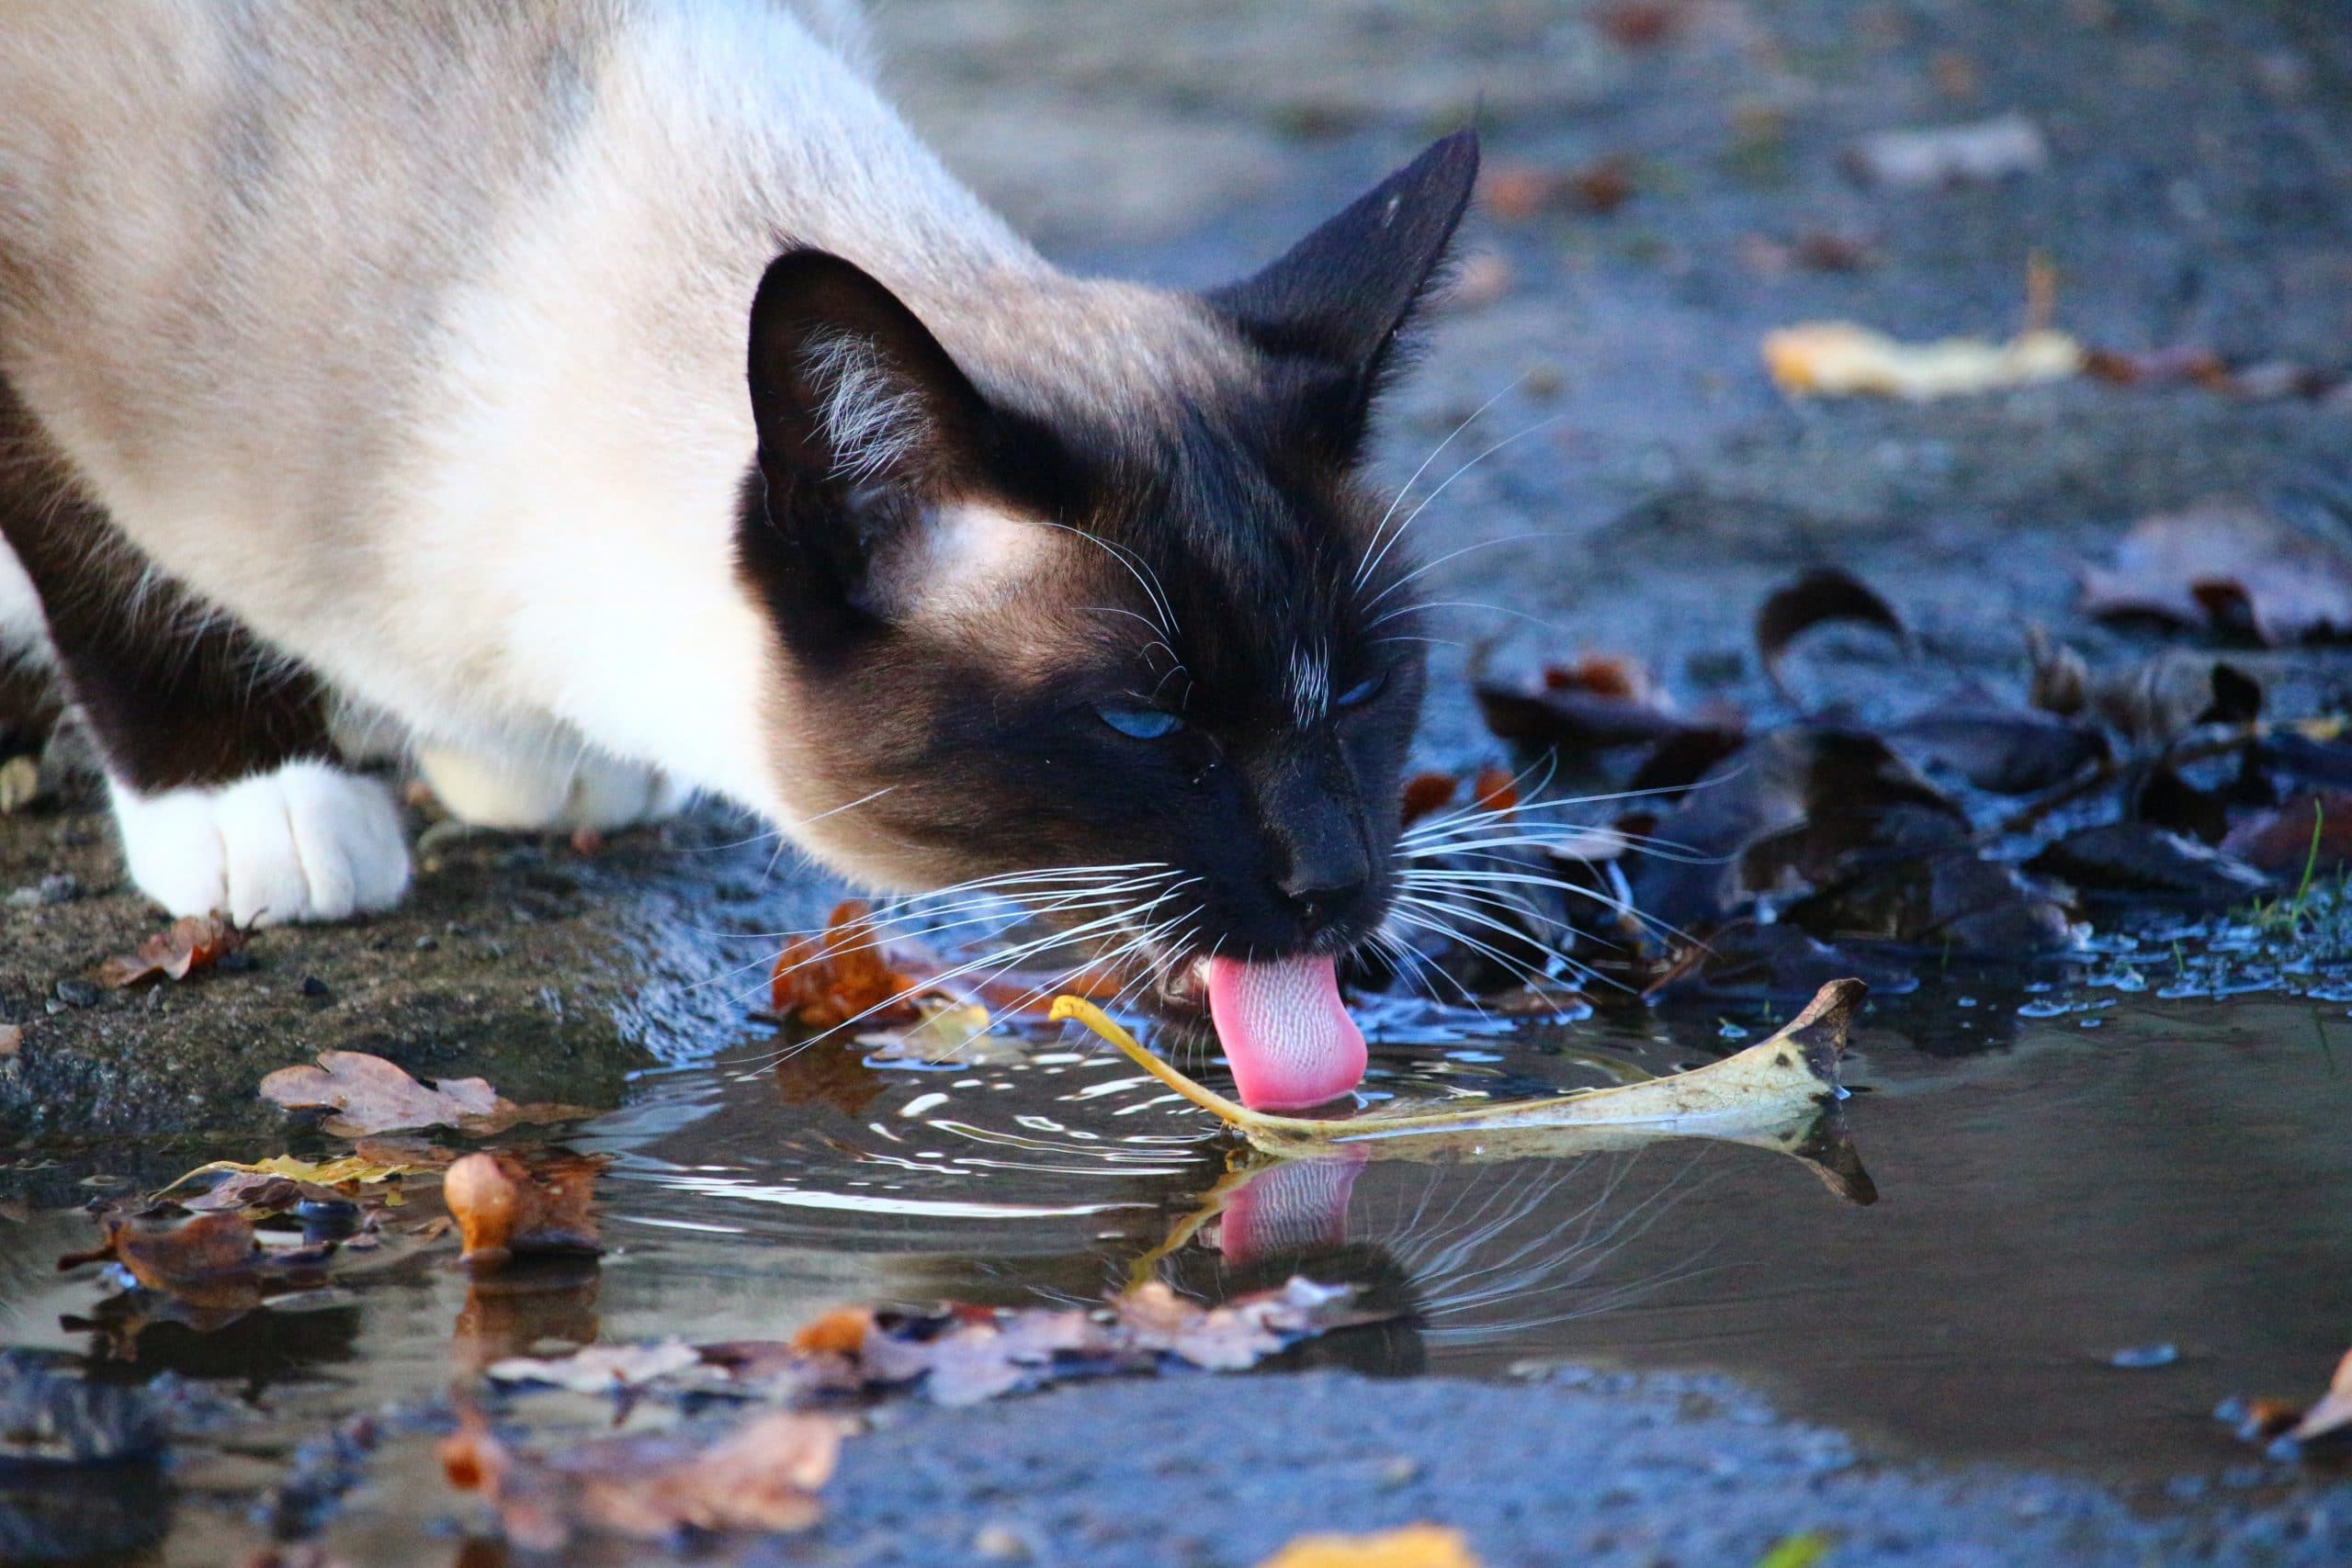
(36, 874), (77, 905)
(53, 978), (98, 1009)
(300, 975), (333, 1001)
(972, 1523), (1032, 1562)
(2109, 1343), (2179, 1370)
(413, 936), (438, 953)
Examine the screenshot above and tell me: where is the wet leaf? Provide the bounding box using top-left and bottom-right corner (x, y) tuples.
(1883, 707), (2109, 795)
(442, 1152), (602, 1268)
(96, 914), (247, 988)
(1763, 321), (2080, 400)
(857, 1000), (1025, 1066)
(2080, 502), (2352, 645)
(768, 899), (924, 1030)
(257, 1051), (591, 1137)
(1257, 1524), (1483, 1568)
(440, 1404), (838, 1550)
(2027, 822), (2272, 906)
(56, 1210), (328, 1313)
(158, 1153), (430, 1214)
(1048, 980), (1860, 1156)
(1755, 570), (1907, 698)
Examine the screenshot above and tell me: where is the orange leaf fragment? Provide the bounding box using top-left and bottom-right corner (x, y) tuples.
(1470, 766), (1520, 816)
(97, 913), (247, 988)
(443, 1152), (603, 1269)
(769, 899), (923, 1030)
(790, 1306), (876, 1358)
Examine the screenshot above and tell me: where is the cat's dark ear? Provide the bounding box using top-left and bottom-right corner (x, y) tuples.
(1205, 130), (1479, 457)
(742, 249), (996, 639)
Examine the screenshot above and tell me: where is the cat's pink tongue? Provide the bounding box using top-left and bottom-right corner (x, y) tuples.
(1204, 954), (1367, 1111)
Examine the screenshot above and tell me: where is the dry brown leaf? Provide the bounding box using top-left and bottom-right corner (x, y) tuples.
(258, 1051), (588, 1136)
(443, 1151), (603, 1267)
(2222, 793), (2352, 877)
(1258, 1526), (1484, 1568)
(2080, 502), (2352, 646)
(1755, 569), (1908, 697)
(0, 1023), (19, 1058)
(97, 913), (247, 988)
(790, 1306), (876, 1357)
(769, 899), (923, 1030)
(440, 1404), (838, 1550)
(1469, 765), (1519, 817)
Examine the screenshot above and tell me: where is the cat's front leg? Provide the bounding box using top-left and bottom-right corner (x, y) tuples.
(0, 400), (411, 925)
(413, 742), (692, 833)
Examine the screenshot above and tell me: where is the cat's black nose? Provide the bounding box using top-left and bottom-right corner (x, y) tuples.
(1277, 865), (1370, 936)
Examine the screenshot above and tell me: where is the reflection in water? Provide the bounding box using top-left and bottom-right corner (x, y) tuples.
(11, 987), (2352, 1562)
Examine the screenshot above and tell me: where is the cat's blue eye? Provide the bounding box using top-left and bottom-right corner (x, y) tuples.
(1336, 670), (1388, 708)
(1097, 704), (1185, 739)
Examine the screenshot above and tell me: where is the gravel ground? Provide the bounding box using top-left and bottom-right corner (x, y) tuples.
(5, 0), (2352, 1561)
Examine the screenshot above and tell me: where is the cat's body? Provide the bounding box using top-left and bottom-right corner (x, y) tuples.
(0, 0), (1476, 1108)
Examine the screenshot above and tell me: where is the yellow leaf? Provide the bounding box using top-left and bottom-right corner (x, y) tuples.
(1256, 1525), (1482, 1568)
(1763, 321), (2081, 400)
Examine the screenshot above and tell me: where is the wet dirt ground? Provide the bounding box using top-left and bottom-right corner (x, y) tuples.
(5, 0), (2352, 1562)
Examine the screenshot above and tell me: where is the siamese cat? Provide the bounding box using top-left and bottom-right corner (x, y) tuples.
(0, 1), (1476, 1110)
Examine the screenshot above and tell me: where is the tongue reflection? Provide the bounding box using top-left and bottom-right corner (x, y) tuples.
(1204, 954), (1367, 1111)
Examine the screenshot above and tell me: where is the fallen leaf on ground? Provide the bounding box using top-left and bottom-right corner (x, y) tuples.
(441, 1404), (838, 1550)
(2027, 822), (2271, 906)
(1883, 705), (2109, 795)
(769, 899), (923, 1030)
(2287, 1348), (2352, 1445)
(1763, 321), (2081, 400)
(258, 1051), (589, 1136)
(0, 1024), (18, 1058)
(1476, 156), (1634, 220)
(1755, 569), (1907, 697)
(1258, 1525), (1483, 1568)
(0, 754), (39, 814)
(2080, 502), (2352, 646)
(443, 1152), (603, 1267)
(1844, 112), (2047, 186)
(97, 913), (247, 987)
(2221, 793), (2352, 878)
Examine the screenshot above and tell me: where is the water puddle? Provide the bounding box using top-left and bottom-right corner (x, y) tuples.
(6, 953), (2351, 1556)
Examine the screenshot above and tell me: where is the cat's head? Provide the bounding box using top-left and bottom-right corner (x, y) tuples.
(736, 133), (1478, 1092)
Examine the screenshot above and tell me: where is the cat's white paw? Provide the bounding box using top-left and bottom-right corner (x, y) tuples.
(109, 761), (412, 926)
(413, 744), (691, 832)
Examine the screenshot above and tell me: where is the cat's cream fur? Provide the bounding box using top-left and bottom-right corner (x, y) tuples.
(0, 0), (1251, 919)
